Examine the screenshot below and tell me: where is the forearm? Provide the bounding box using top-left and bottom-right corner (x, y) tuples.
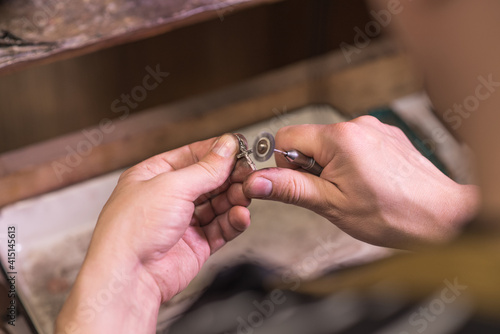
(55, 251), (161, 334)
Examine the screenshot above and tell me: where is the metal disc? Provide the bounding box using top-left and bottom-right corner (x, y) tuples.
(252, 132), (275, 162)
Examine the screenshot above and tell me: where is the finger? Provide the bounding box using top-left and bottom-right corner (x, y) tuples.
(274, 124), (332, 169)
(149, 136), (219, 170)
(192, 200), (216, 226)
(243, 167), (342, 215)
(167, 133), (240, 201)
(191, 164), (252, 205)
(123, 131), (249, 181)
(193, 183), (250, 226)
(122, 137), (218, 181)
(194, 178), (231, 206)
(202, 206), (251, 254)
(211, 183), (251, 216)
(230, 158), (255, 183)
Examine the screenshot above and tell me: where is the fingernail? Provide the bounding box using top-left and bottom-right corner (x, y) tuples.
(248, 177), (273, 198)
(212, 134), (238, 158)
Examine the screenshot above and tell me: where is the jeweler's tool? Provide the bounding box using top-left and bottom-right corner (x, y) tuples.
(274, 149), (324, 176)
(252, 132), (324, 176)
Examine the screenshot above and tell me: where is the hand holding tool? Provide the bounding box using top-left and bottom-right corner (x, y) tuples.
(252, 132), (324, 176)
(273, 149), (324, 176)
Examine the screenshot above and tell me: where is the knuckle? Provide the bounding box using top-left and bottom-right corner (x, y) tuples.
(329, 121), (361, 140)
(276, 124), (322, 141)
(275, 125), (295, 140)
(352, 115), (381, 126)
(118, 168), (131, 181)
(388, 124), (406, 137)
(197, 160), (221, 185)
(279, 176), (305, 205)
(118, 167), (136, 183)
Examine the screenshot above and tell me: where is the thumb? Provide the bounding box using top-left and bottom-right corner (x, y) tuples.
(171, 134), (240, 200)
(243, 168), (341, 214)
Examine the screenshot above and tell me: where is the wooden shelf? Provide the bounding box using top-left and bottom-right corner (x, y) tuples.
(0, 0), (281, 75)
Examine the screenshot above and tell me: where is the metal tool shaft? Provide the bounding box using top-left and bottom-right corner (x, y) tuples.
(279, 149), (324, 176)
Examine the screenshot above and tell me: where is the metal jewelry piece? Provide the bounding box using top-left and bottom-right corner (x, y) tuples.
(234, 134), (257, 171)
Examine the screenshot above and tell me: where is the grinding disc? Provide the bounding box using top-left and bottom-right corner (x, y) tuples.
(252, 132), (275, 162)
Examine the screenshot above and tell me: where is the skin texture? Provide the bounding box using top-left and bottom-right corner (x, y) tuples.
(243, 116), (479, 249)
(56, 134), (252, 333)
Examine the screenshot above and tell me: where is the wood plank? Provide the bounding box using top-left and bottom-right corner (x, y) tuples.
(0, 40), (422, 208)
(0, 0), (282, 75)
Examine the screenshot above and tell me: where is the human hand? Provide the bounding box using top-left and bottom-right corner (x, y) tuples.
(97, 133), (252, 297)
(243, 116), (479, 249)
(57, 134), (252, 333)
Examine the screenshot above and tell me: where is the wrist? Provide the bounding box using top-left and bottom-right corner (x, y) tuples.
(56, 245), (162, 334)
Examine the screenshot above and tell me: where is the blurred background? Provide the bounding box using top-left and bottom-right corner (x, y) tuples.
(0, 0), (373, 153)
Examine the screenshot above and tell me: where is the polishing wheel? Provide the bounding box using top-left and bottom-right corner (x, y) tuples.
(252, 132), (275, 162)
